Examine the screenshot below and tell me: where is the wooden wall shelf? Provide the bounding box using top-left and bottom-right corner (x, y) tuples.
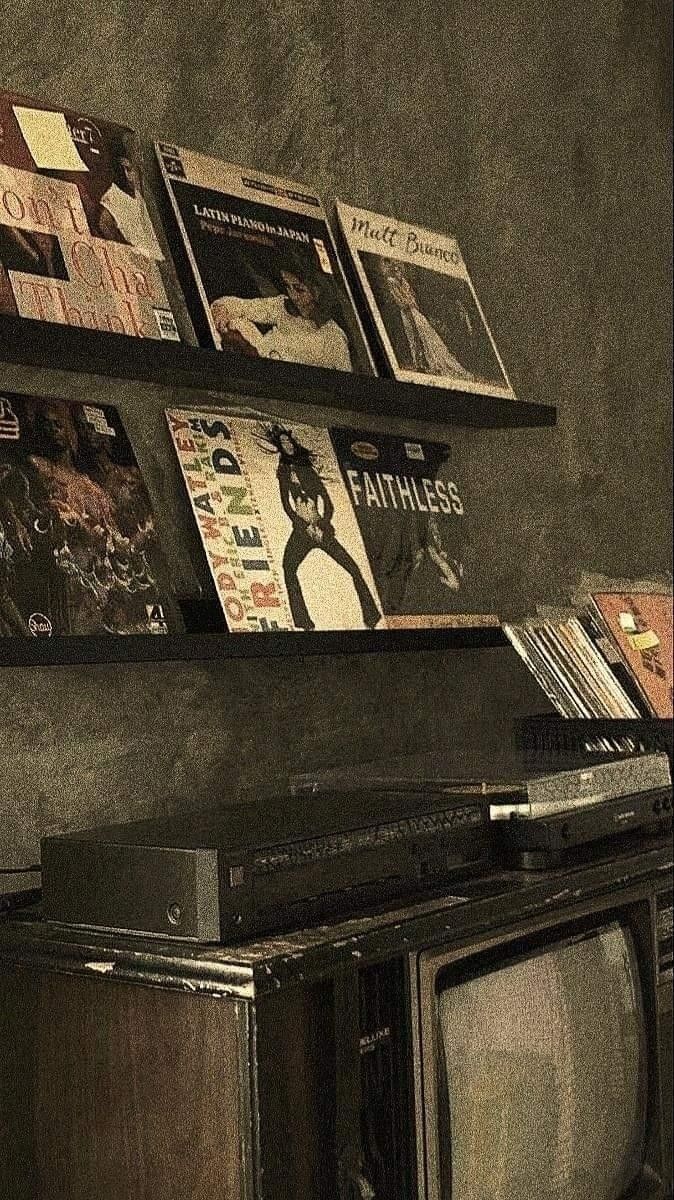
(0, 316), (556, 428)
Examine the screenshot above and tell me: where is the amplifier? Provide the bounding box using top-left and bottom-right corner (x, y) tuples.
(495, 786), (673, 869)
(41, 789), (491, 942)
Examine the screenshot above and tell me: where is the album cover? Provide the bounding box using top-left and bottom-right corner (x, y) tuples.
(154, 144), (373, 372)
(335, 199), (516, 399)
(0, 391), (176, 636)
(328, 426), (495, 627)
(589, 591), (673, 718)
(0, 90), (180, 340)
(166, 409), (383, 632)
(575, 603), (653, 717)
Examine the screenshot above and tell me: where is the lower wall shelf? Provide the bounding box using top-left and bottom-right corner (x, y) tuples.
(0, 625), (508, 668)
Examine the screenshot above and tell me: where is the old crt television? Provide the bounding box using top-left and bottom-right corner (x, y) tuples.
(254, 870), (672, 1199)
(401, 894), (672, 1200)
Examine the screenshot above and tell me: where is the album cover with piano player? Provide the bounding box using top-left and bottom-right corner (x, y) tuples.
(154, 142), (373, 371)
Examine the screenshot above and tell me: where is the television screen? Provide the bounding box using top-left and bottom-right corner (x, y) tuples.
(437, 921), (647, 1200)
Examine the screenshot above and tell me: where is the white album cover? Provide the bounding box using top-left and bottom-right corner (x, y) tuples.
(166, 408), (383, 633)
(336, 199), (516, 400)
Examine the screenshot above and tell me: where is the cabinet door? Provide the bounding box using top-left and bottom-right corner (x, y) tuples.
(0, 966), (250, 1200)
(256, 981), (338, 1199)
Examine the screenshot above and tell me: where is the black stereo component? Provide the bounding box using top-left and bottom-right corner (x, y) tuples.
(495, 786), (673, 868)
(40, 789), (491, 942)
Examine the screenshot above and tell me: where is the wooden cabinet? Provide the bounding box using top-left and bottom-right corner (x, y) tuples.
(1, 843), (671, 1200)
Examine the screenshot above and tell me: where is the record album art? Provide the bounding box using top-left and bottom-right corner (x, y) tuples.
(0, 90), (179, 339)
(329, 427), (491, 627)
(0, 392), (175, 636)
(589, 592), (673, 718)
(166, 409), (382, 632)
(336, 199), (515, 400)
(155, 145), (373, 372)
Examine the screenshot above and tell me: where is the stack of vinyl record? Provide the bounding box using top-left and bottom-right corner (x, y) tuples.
(504, 587), (673, 724)
(503, 615), (642, 719)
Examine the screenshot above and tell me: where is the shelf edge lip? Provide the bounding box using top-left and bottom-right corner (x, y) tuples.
(0, 316), (556, 428)
(0, 627), (508, 667)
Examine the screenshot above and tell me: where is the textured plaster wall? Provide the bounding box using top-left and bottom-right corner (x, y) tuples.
(0, 0), (671, 870)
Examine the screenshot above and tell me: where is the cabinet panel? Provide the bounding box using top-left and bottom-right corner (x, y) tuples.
(0, 967), (248, 1200)
(256, 982), (337, 1199)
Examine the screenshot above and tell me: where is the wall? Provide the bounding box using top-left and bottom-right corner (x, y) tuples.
(1, 0), (671, 870)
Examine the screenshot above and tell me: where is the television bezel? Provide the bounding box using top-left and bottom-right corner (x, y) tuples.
(410, 890), (666, 1200)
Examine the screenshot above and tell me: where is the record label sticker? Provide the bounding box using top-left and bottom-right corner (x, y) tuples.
(146, 603), (168, 634)
(154, 309), (181, 340)
(628, 630), (660, 651)
(159, 144), (186, 177)
(28, 612), (53, 637)
(13, 105), (89, 172)
(83, 405), (115, 436)
(350, 441), (379, 461)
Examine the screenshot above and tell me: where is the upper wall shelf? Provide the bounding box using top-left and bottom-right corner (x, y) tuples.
(0, 316), (556, 428)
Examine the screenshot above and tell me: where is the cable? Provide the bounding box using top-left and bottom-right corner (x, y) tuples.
(0, 865), (41, 874)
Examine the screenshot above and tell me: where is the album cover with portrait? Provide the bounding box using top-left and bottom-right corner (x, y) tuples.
(166, 409), (383, 632)
(335, 199), (516, 400)
(154, 144), (374, 373)
(0, 90), (180, 340)
(0, 391), (177, 637)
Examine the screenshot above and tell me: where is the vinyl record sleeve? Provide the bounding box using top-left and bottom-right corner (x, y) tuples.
(575, 604), (652, 717)
(589, 592), (673, 718)
(154, 143), (374, 372)
(328, 426), (495, 626)
(0, 90), (179, 340)
(335, 199), (516, 400)
(0, 391), (177, 636)
(167, 409), (497, 632)
(166, 409), (384, 632)
(503, 617), (639, 719)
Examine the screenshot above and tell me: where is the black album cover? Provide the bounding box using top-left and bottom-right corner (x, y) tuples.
(0, 392), (175, 636)
(329, 427), (497, 627)
(154, 144), (373, 373)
